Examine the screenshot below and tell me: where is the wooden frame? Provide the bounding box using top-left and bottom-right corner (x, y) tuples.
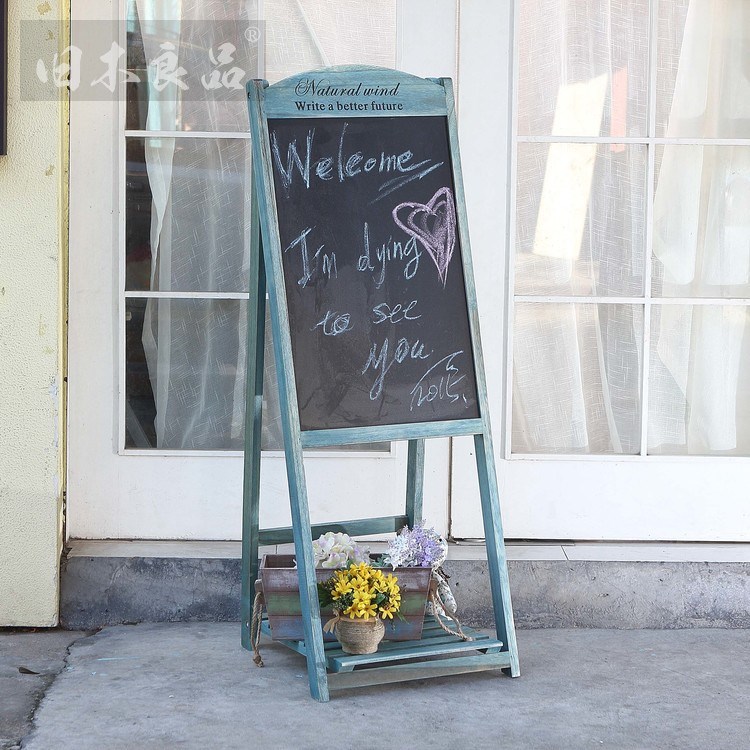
(242, 66), (519, 701)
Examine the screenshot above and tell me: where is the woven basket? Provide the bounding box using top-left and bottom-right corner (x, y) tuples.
(335, 616), (385, 654)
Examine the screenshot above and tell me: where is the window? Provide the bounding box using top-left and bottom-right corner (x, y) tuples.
(510, 0), (750, 456)
(122, 0), (397, 451)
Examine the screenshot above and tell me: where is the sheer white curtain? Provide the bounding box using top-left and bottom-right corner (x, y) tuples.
(513, 0), (750, 455)
(650, 0), (750, 454)
(134, 0), (397, 449)
(513, 0), (646, 454)
(136, 0), (256, 449)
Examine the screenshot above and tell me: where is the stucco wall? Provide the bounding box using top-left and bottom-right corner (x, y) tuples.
(0, 1), (66, 625)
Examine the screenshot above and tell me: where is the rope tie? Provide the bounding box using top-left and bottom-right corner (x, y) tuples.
(429, 577), (473, 641)
(250, 587), (265, 667)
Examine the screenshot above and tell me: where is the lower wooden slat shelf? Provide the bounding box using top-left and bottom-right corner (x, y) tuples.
(260, 615), (510, 690)
(327, 652), (512, 690)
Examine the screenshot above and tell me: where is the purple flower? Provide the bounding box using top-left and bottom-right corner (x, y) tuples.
(384, 521), (447, 569)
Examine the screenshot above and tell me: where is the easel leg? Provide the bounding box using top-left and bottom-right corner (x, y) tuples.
(474, 432), (520, 676)
(284, 450), (330, 701)
(262, 264), (329, 701)
(405, 439), (425, 527)
(241, 228), (266, 651)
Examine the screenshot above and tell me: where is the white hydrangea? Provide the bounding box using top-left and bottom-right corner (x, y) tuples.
(312, 532), (370, 569)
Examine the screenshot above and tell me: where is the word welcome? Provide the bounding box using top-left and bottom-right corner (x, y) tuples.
(270, 122), (438, 196)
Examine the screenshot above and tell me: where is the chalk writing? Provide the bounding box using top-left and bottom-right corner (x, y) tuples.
(358, 223), (421, 288)
(267, 112), (480, 429)
(362, 337), (432, 401)
(372, 161), (444, 203)
(271, 129), (313, 191)
(284, 226), (336, 287)
(270, 122), (439, 197)
(313, 310), (353, 336)
(372, 300), (421, 325)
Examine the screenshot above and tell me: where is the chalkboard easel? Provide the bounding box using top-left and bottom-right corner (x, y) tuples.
(241, 67), (519, 701)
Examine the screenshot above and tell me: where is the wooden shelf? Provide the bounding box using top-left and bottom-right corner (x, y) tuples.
(261, 616), (511, 691)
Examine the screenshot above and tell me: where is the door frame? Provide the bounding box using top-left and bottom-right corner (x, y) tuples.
(67, 0), (459, 540)
(450, 0), (750, 543)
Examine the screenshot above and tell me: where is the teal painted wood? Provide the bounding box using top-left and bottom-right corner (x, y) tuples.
(240, 190), (266, 652)
(322, 618), (486, 649)
(405, 439), (425, 528)
(327, 653), (512, 691)
(260, 615), (499, 666)
(258, 515), (408, 546)
(259, 615), (509, 691)
(299, 418), (484, 447)
(474, 433), (520, 676)
(328, 635), (504, 672)
(439, 77), (489, 428)
(263, 66), (447, 119)
(326, 631), (492, 659)
(244, 68), (520, 698)
(248, 80), (329, 702)
(441, 77), (520, 678)
(264, 630), (309, 660)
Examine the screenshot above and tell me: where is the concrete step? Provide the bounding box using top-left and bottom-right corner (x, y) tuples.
(60, 541), (750, 630)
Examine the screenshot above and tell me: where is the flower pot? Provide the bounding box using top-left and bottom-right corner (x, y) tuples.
(260, 554), (431, 642)
(335, 616), (385, 654)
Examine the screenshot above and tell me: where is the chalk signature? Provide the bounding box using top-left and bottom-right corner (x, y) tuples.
(410, 350), (468, 411)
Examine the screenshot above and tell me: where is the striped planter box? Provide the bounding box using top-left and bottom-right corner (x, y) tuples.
(260, 554), (432, 642)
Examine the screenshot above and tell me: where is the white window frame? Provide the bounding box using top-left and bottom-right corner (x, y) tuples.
(115, 7), (399, 459)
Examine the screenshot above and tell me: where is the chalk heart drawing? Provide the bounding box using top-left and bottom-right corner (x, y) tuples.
(393, 187), (456, 287)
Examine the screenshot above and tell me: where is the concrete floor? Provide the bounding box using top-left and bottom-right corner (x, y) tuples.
(4, 624), (749, 749)
(0, 629), (85, 750)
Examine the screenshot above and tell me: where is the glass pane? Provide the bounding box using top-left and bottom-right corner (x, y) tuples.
(126, 137), (252, 293)
(657, 0), (750, 139)
(126, 0), (397, 131)
(126, 297), (249, 450)
(648, 305), (750, 455)
(652, 145), (750, 298)
(512, 303), (643, 454)
(126, 0), (261, 132)
(517, 0), (649, 138)
(264, 0), (398, 84)
(515, 143), (646, 296)
(126, 299), (388, 451)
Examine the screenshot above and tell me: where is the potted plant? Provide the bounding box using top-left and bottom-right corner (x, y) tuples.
(386, 521), (469, 639)
(319, 563), (402, 654)
(259, 528), (432, 642)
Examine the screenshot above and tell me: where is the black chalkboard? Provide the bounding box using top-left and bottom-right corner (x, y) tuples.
(267, 115), (480, 431)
